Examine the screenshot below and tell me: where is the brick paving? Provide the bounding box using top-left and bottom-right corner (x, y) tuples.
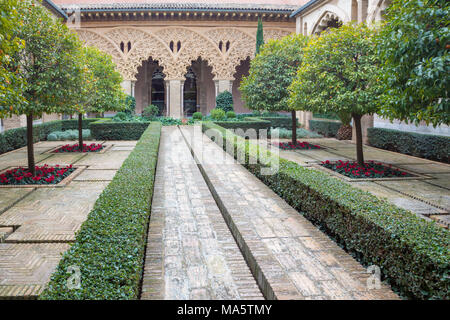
(0, 141), (135, 299)
(181, 126), (398, 300)
(141, 127), (263, 300)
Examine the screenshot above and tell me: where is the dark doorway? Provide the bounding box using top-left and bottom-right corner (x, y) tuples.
(184, 68), (197, 117)
(151, 68), (165, 116)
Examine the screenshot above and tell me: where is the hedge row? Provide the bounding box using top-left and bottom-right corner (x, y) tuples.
(89, 119), (151, 140)
(0, 118), (101, 155)
(202, 122), (449, 300)
(260, 116), (298, 129)
(367, 127), (450, 163)
(213, 117), (271, 138)
(40, 122), (161, 299)
(309, 119), (341, 137)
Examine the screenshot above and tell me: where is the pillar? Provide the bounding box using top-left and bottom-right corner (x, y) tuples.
(215, 80), (233, 97)
(297, 111), (313, 130)
(165, 79), (184, 119)
(121, 80), (136, 97)
(352, 114), (374, 145)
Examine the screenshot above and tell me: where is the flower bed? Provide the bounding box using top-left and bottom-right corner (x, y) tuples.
(320, 160), (413, 179)
(53, 143), (104, 153)
(0, 165), (75, 185)
(274, 141), (321, 150)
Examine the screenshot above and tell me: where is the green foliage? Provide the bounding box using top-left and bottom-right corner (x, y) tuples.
(125, 95), (136, 114)
(226, 111), (236, 119)
(377, 0), (449, 126)
(368, 128), (450, 163)
(215, 91), (234, 112)
(142, 104), (160, 119)
(256, 17), (264, 55)
(313, 112), (339, 120)
(271, 127), (322, 139)
(210, 108), (226, 120)
(47, 129), (91, 141)
(309, 119), (341, 137)
(211, 117), (271, 138)
(192, 112), (203, 120)
(40, 123), (161, 300)
(89, 119), (151, 140)
(260, 116), (297, 129)
(241, 34), (309, 112)
(203, 121), (450, 300)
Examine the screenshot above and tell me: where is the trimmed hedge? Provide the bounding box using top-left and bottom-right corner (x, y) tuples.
(309, 119), (341, 137)
(212, 117), (271, 138)
(367, 127), (450, 163)
(40, 122), (161, 299)
(203, 122), (450, 300)
(89, 119), (151, 140)
(0, 118), (101, 155)
(260, 116), (297, 129)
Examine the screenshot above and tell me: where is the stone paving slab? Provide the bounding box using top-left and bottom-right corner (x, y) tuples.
(73, 169), (117, 181)
(0, 188), (34, 215)
(0, 243), (70, 299)
(0, 153), (53, 171)
(37, 153), (87, 166)
(181, 126), (398, 300)
(424, 174), (450, 190)
(396, 163), (450, 174)
(75, 151), (131, 169)
(142, 127), (263, 300)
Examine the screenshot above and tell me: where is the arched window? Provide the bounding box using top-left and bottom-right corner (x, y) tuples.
(127, 41), (132, 52)
(177, 41), (181, 52)
(219, 41), (223, 52)
(226, 41), (230, 52)
(169, 41), (174, 52)
(120, 41), (125, 52)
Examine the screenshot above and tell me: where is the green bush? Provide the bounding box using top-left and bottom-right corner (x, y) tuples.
(313, 112), (339, 120)
(47, 129), (91, 141)
(210, 108), (226, 120)
(112, 112), (128, 122)
(89, 119), (151, 140)
(271, 127), (322, 139)
(367, 128), (450, 163)
(211, 117), (271, 139)
(192, 112), (203, 120)
(226, 111), (236, 119)
(125, 95), (136, 114)
(260, 116), (297, 129)
(309, 119), (341, 137)
(202, 121), (450, 300)
(142, 105), (160, 120)
(40, 122), (161, 299)
(216, 91), (234, 112)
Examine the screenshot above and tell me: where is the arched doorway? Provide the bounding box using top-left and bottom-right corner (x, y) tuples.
(183, 68), (197, 117)
(151, 68), (165, 115)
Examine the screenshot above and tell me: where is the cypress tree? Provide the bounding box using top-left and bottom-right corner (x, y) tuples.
(256, 17), (264, 55)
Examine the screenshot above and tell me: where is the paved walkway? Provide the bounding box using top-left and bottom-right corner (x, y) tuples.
(0, 140), (136, 299)
(142, 126), (398, 300)
(254, 138), (450, 228)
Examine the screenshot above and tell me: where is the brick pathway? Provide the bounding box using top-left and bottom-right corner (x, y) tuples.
(141, 127), (263, 300)
(257, 137), (450, 228)
(179, 126), (398, 300)
(0, 140), (136, 299)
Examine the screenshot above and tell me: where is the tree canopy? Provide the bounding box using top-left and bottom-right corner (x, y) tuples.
(377, 0), (449, 126)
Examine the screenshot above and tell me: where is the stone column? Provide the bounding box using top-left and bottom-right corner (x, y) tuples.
(352, 114), (374, 144)
(121, 80), (136, 97)
(298, 111), (313, 130)
(166, 79), (183, 119)
(215, 80), (233, 95)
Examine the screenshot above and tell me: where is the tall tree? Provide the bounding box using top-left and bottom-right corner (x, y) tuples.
(241, 34), (308, 143)
(255, 17), (264, 55)
(5, 0), (86, 175)
(377, 0), (449, 126)
(289, 24), (381, 166)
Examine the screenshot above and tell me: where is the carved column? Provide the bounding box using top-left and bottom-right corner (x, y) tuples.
(121, 80), (135, 97)
(166, 79), (183, 119)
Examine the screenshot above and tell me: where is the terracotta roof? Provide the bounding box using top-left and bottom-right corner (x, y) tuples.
(52, 1), (305, 13)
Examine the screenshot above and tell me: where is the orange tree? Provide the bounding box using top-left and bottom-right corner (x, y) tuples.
(240, 34), (309, 144)
(289, 24), (381, 165)
(4, 0), (86, 175)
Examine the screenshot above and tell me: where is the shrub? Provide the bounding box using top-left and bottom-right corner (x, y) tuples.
(142, 105), (160, 120)
(210, 108), (226, 120)
(309, 119), (341, 137)
(113, 112), (128, 122)
(216, 91), (234, 112)
(202, 121), (450, 300)
(261, 116), (296, 129)
(211, 117), (270, 139)
(367, 128), (450, 163)
(89, 119), (150, 140)
(192, 112), (203, 120)
(226, 111), (236, 119)
(271, 127), (322, 139)
(47, 129), (91, 141)
(40, 122), (161, 299)
(124, 95), (136, 114)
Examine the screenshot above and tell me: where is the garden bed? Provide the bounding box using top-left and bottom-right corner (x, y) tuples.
(52, 143), (104, 153)
(274, 141), (321, 150)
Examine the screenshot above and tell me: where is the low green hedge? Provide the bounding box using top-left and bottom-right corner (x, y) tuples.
(202, 122), (449, 300)
(309, 119), (341, 137)
(40, 122), (161, 299)
(260, 116), (297, 129)
(367, 127), (450, 163)
(89, 119), (151, 140)
(0, 118), (101, 155)
(213, 117), (271, 138)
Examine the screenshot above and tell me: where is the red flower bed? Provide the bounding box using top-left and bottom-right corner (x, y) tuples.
(274, 141), (321, 150)
(54, 143), (104, 153)
(320, 160), (413, 179)
(0, 165), (75, 185)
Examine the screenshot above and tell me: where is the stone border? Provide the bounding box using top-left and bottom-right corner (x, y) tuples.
(310, 160), (433, 182)
(44, 143), (112, 154)
(0, 166), (87, 189)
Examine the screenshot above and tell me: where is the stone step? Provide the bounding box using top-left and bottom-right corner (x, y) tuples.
(180, 126), (399, 300)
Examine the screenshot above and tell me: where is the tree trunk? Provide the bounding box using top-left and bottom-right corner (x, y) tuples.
(78, 113), (83, 152)
(26, 114), (36, 176)
(291, 110), (297, 145)
(352, 113), (364, 167)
